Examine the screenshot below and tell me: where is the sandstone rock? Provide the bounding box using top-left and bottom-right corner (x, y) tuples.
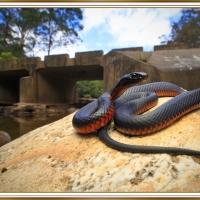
(0, 97), (200, 192)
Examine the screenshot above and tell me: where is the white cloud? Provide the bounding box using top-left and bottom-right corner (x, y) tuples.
(156, 8), (182, 19)
(82, 8), (121, 32)
(82, 8), (182, 50)
(82, 9), (106, 32)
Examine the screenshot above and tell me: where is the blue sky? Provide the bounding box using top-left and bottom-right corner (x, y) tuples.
(37, 8), (183, 60)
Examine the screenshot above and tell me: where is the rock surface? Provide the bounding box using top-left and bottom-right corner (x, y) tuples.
(0, 97), (200, 192)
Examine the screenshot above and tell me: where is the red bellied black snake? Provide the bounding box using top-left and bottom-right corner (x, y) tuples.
(72, 72), (200, 155)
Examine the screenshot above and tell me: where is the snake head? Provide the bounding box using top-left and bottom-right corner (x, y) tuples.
(118, 72), (148, 87)
(129, 72), (148, 82)
(110, 72), (148, 100)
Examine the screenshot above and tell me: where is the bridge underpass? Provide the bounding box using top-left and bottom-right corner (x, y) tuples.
(0, 70), (29, 104)
(35, 65), (103, 104)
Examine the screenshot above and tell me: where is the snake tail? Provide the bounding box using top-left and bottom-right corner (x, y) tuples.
(98, 124), (200, 156)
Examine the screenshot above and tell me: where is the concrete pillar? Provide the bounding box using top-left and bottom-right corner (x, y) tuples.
(64, 80), (77, 104)
(20, 76), (36, 103)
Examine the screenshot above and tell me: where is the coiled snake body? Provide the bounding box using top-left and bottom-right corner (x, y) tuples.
(72, 72), (200, 155)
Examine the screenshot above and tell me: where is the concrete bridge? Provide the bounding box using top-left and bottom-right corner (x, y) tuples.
(0, 45), (200, 105)
(0, 51), (103, 104)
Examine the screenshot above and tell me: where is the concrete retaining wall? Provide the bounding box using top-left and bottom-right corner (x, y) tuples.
(104, 48), (200, 91)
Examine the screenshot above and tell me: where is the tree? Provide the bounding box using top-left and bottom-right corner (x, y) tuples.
(0, 9), (19, 55)
(13, 8), (42, 57)
(0, 8), (40, 57)
(0, 52), (18, 61)
(76, 80), (103, 98)
(159, 8), (200, 48)
(0, 8), (84, 57)
(0, 9), (12, 47)
(36, 8), (83, 55)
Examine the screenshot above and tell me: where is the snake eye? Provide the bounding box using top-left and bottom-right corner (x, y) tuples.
(130, 72), (143, 80)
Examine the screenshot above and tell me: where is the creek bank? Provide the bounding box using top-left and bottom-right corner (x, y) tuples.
(0, 98), (95, 117)
(0, 97), (200, 192)
(0, 103), (77, 117)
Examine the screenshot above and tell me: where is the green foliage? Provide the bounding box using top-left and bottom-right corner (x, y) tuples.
(0, 52), (18, 61)
(159, 8), (200, 48)
(76, 80), (104, 98)
(0, 8), (27, 58)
